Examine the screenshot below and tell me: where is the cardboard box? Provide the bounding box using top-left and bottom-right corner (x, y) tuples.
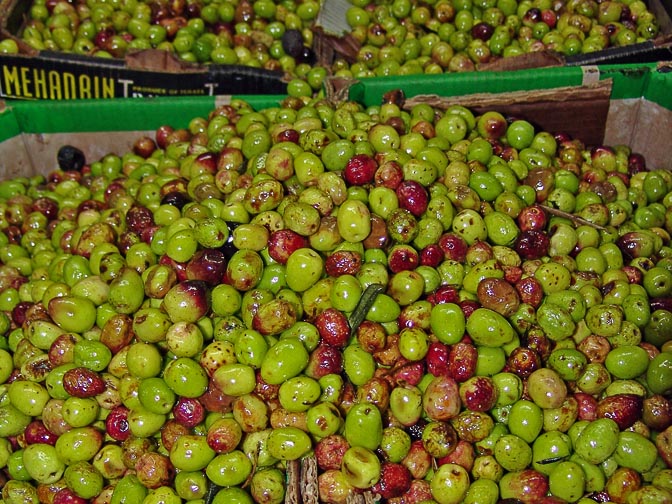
(564, 0), (672, 66)
(0, 63), (671, 180)
(313, 0), (672, 71)
(0, 94), (284, 179)
(345, 62), (672, 171)
(0, 49), (289, 100)
(1, 0), (670, 100)
(0, 0), (287, 99)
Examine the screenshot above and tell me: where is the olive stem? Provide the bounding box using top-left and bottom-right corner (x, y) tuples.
(536, 456), (568, 465)
(348, 283), (385, 338)
(540, 204), (608, 231)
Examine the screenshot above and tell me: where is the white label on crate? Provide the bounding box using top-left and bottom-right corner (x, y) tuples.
(581, 66), (601, 87)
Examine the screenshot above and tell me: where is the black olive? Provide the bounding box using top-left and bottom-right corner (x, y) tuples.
(160, 191), (192, 209)
(296, 46), (316, 65)
(220, 221), (240, 261)
(57, 145), (86, 171)
(281, 29), (305, 59)
(406, 418), (427, 441)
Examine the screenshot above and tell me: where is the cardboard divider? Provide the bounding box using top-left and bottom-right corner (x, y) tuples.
(346, 64), (657, 107)
(12, 131), (158, 179)
(605, 98), (672, 171)
(402, 81), (613, 147)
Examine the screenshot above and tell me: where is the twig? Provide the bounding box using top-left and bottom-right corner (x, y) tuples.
(348, 283), (384, 338)
(540, 204), (608, 231)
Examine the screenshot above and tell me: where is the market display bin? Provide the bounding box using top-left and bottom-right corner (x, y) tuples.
(347, 61), (672, 171)
(1, 62), (671, 174)
(1, 0), (671, 100)
(0, 61), (671, 504)
(0, 0), (288, 100)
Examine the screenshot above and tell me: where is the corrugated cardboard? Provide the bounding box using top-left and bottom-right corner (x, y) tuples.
(1, 0), (671, 100)
(346, 62), (672, 170)
(0, 64), (670, 179)
(0, 0), (287, 99)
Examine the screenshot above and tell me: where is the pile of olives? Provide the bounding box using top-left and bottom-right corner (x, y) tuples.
(0, 89), (671, 504)
(4, 0), (663, 96)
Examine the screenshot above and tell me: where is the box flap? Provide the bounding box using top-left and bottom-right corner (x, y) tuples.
(402, 80), (613, 147)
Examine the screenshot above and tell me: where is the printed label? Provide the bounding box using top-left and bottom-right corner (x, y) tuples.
(0, 54), (283, 99)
